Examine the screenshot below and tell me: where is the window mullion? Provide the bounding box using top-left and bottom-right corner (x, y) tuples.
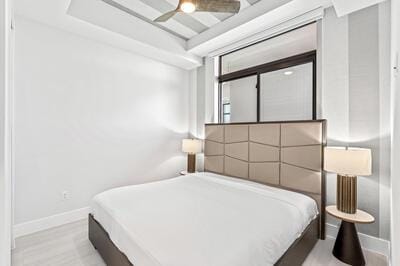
(257, 73), (260, 122)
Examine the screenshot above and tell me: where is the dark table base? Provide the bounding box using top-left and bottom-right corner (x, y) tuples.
(333, 221), (365, 266)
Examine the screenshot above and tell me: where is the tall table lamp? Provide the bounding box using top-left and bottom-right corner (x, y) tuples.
(182, 139), (202, 173)
(324, 147), (372, 214)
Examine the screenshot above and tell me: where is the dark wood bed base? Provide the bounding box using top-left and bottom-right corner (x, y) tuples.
(89, 214), (132, 266)
(89, 213), (319, 266)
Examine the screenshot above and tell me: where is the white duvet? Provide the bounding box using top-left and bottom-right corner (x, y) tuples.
(91, 172), (318, 266)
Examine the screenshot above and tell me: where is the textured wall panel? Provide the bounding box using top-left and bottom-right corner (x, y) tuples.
(281, 163), (321, 194)
(281, 123), (322, 146)
(249, 124), (280, 146)
(225, 142), (248, 161)
(205, 125), (224, 143)
(204, 156), (224, 173)
(281, 145), (322, 171)
(224, 156), (248, 179)
(204, 140), (224, 156)
(249, 162), (280, 185)
(249, 142), (280, 162)
(225, 125), (248, 143)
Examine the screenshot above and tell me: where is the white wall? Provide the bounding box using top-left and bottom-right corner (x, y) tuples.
(321, 4), (391, 239)
(391, 0), (400, 264)
(378, 0), (391, 242)
(13, 17), (189, 225)
(0, 0), (12, 264)
(0, 0), (6, 260)
(188, 57), (215, 172)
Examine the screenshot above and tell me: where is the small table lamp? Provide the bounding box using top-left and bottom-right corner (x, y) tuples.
(182, 139), (202, 173)
(324, 147), (372, 214)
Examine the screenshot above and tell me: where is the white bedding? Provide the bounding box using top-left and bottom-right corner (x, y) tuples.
(91, 172), (318, 266)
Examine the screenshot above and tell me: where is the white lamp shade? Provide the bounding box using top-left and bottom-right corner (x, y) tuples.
(324, 147), (372, 176)
(182, 139), (202, 154)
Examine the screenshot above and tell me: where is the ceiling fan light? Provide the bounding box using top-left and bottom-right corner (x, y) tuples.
(180, 1), (196, 13)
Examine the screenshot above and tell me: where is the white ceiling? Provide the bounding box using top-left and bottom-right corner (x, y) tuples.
(100, 0), (262, 40)
(15, 0), (380, 69)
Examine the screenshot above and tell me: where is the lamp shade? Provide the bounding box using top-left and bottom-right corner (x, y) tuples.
(182, 139), (202, 154)
(324, 147), (372, 176)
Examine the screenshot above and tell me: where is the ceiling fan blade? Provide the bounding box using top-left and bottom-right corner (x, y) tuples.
(196, 0), (241, 13)
(154, 10), (178, 22)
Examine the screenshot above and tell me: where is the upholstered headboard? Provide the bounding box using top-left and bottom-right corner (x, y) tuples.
(204, 120), (326, 239)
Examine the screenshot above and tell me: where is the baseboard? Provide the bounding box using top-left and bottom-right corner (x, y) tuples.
(326, 223), (390, 258)
(13, 207), (90, 239)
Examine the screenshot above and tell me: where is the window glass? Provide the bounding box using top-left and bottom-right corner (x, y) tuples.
(221, 76), (257, 123)
(260, 63), (313, 121)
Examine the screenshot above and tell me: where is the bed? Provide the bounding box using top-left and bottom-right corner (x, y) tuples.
(89, 120), (326, 266)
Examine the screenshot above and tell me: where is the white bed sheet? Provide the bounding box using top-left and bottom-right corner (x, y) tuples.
(91, 172), (318, 266)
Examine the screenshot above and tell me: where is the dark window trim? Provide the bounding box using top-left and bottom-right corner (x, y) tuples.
(222, 103), (231, 115)
(218, 51), (317, 123)
(219, 51), (316, 82)
(205, 119), (326, 126)
(218, 56), (223, 123)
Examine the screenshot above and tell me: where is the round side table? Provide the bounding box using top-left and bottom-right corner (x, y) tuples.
(326, 205), (374, 266)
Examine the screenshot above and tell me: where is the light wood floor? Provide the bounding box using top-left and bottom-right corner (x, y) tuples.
(12, 219), (388, 266)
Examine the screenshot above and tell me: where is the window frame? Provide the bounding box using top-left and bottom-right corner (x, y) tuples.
(218, 50), (317, 123)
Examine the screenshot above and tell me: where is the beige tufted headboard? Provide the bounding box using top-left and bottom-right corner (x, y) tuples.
(204, 120), (326, 239)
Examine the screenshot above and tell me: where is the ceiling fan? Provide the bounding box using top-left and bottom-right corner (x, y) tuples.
(154, 0), (241, 22)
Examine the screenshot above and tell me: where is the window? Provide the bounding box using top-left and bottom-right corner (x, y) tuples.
(223, 103), (231, 123)
(218, 23), (317, 123)
(221, 75), (258, 123)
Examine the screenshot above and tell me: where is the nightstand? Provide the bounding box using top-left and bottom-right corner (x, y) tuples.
(326, 205), (375, 266)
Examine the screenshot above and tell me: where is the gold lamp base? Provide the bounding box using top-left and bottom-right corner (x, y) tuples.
(337, 174), (357, 214)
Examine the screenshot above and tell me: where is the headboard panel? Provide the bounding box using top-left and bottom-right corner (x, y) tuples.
(204, 120), (326, 239)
